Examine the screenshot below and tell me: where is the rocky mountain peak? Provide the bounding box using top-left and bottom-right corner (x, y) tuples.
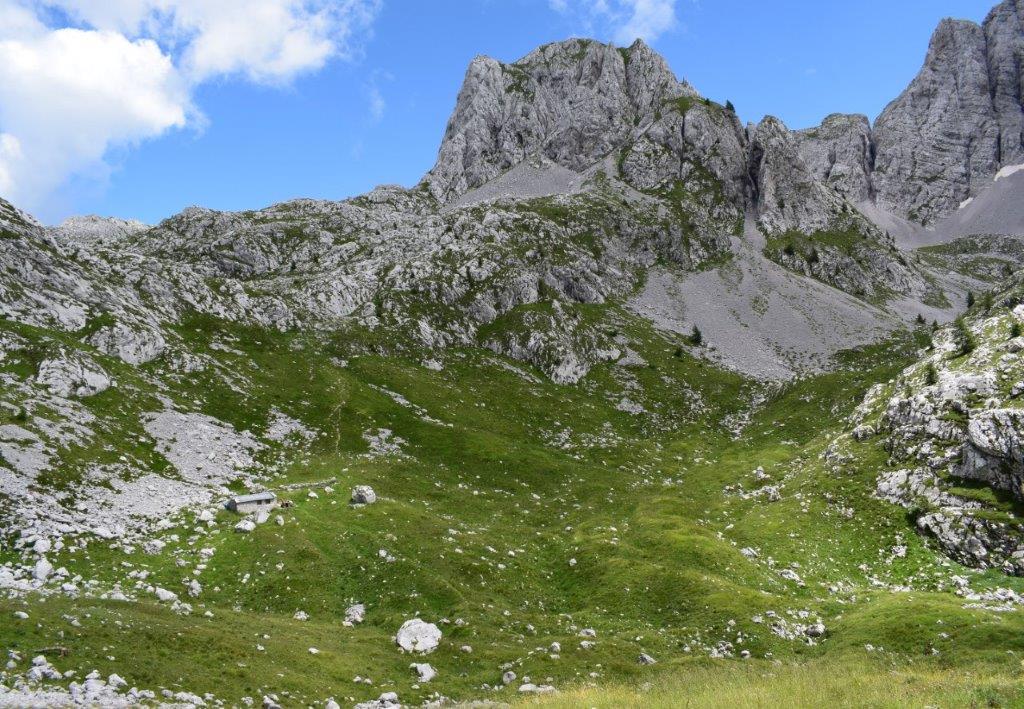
(872, 4), (1023, 224)
(749, 115), (854, 235)
(422, 37), (696, 203)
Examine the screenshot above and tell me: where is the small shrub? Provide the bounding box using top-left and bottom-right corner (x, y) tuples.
(953, 318), (976, 357)
(982, 291), (994, 311)
(966, 291), (975, 308)
(1010, 321), (1021, 339)
(689, 325), (703, 347)
(924, 362), (938, 386)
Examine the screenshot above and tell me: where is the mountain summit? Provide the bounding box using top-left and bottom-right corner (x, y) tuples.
(427, 3), (1024, 231)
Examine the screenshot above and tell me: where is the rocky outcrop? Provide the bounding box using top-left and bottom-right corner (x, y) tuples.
(796, 114), (874, 203)
(846, 278), (1024, 574)
(35, 351), (111, 398)
(49, 215), (148, 247)
(961, 408), (1024, 494)
(89, 323), (165, 365)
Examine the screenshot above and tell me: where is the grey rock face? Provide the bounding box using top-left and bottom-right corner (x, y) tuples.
(423, 37), (750, 248)
(796, 114), (874, 203)
(961, 408), (1024, 494)
(36, 352), (111, 398)
(874, 3), (1024, 224)
(424, 38), (693, 204)
(985, 0), (1024, 169)
(89, 323), (165, 365)
(749, 116), (852, 235)
(874, 19), (999, 224)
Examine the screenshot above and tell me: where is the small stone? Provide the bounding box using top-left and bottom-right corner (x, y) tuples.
(410, 663), (436, 682)
(351, 486), (377, 505)
(805, 622), (826, 638)
(234, 519), (256, 534)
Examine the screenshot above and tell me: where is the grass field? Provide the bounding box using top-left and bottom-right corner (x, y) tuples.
(4, 305), (1024, 706)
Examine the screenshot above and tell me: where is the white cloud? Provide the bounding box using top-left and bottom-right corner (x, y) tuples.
(550, 0), (677, 44)
(0, 25), (190, 208)
(368, 84), (386, 122)
(49, 0), (382, 84)
(365, 69), (392, 123)
(0, 0), (381, 215)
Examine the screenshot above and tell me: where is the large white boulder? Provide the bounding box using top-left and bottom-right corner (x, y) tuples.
(32, 558), (53, 581)
(36, 353), (111, 398)
(89, 323), (165, 365)
(395, 619), (441, 654)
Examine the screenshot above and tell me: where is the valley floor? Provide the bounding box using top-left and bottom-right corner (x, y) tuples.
(3, 310), (1024, 707)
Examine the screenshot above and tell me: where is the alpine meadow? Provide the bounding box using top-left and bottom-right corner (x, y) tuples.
(3, 1), (1024, 707)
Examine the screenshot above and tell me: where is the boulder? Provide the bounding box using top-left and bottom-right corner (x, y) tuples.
(32, 558), (53, 581)
(344, 603), (366, 626)
(234, 519), (257, 534)
(36, 353), (111, 398)
(351, 486), (377, 505)
(395, 618), (442, 654)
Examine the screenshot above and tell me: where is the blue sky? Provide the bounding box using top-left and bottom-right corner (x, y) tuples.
(0, 0), (1000, 224)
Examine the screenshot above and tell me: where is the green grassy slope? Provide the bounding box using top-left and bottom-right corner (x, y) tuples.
(3, 306), (1024, 707)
